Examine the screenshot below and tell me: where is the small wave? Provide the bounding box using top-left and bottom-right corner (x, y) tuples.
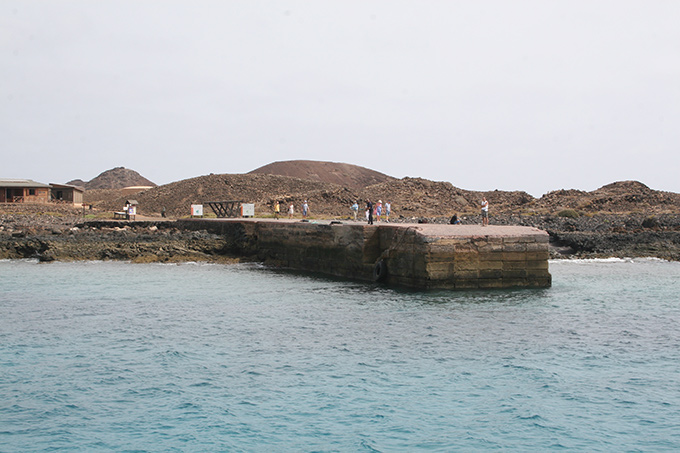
(634, 257), (679, 264)
(0, 258), (40, 264)
(517, 414), (544, 421)
(151, 261), (222, 267)
(551, 257), (633, 264)
(551, 257), (676, 264)
(154, 349), (187, 358)
(360, 439), (382, 452)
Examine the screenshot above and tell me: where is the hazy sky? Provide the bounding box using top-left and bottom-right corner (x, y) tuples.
(2, 1), (679, 196)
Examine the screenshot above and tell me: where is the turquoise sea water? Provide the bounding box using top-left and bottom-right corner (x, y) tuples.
(1, 258), (679, 452)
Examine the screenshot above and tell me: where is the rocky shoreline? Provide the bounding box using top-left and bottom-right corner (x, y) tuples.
(0, 221), (236, 263)
(0, 206), (234, 262)
(1, 205), (679, 263)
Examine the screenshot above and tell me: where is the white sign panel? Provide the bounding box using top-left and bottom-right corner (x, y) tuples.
(191, 204), (203, 217)
(241, 203), (255, 217)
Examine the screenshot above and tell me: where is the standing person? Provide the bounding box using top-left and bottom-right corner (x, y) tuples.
(274, 201), (280, 219)
(376, 200), (383, 222)
(481, 197), (489, 226)
(385, 201), (391, 222)
(351, 201), (359, 221)
(288, 203), (295, 219)
(366, 199), (374, 225)
(302, 200), (309, 218)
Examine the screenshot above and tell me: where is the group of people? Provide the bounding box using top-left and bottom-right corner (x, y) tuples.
(273, 196), (490, 226)
(357, 197), (489, 226)
(273, 200), (310, 219)
(352, 199), (391, 224)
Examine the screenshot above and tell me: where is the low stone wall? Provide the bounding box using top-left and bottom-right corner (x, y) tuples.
(177, 219), (377, 280)
(178, 219), (552, 290)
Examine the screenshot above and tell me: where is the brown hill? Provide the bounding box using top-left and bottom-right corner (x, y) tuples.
(80, 159), (680, 220)
(87, 172), (535, 219)
(249, 160), (395, 189)
(68, 167), (156, 190)
(88, 173), (352, 217)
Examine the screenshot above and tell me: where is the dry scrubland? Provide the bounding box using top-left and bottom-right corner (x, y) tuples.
(85, 175), (680, 221)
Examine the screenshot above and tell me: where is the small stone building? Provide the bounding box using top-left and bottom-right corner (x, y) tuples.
(50, 183), (85, 206)
(0, 179), (51, 203)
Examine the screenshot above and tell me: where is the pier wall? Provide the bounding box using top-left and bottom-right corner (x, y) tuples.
(177, 219), (551, 289)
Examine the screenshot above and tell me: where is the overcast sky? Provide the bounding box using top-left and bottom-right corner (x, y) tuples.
(2, 1), (679, 196)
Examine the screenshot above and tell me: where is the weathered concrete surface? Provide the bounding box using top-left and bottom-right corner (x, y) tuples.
(178, 219), (551, 290)
(378, 224), (551, 289)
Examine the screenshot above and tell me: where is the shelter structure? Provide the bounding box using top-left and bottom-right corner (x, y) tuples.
(0, 179), (51, 203)
(125, 199), (138, 220)
(50, 183), (85, 206)
(205, 200), (242, 218)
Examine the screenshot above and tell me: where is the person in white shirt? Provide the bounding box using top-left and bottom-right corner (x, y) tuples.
(481, 197), (489, 226)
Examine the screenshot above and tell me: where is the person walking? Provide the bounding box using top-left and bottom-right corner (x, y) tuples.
(376, 200), (383, 222)
(366, 199), (374, 225)
(385, 201), (391, 222)
(274, 201), (280, 219)
(288, 203), (295, 219)
(481, 197), (489, 226)
(302, 200), (309, 218)
(351, 201), (359, 221)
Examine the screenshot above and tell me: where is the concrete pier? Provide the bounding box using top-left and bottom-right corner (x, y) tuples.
(178, 219), (551, 289)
